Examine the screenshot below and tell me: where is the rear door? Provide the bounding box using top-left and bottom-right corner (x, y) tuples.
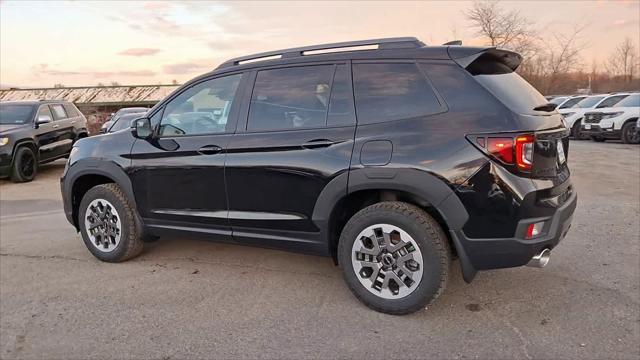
(225, 63), (356, 249)
(129, 73), (245, 238)
(48, 103), (74, 156)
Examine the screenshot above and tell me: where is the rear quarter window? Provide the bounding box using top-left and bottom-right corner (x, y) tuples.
(353, 63), (442, 125)
(62, 103), (80, 117)
(472, 66), (548, 116)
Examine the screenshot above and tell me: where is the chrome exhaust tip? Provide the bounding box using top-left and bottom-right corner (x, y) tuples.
(527, 248), (551, 268)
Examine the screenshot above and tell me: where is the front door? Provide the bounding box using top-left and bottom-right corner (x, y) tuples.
(34, 105), (67, 161)
(225, 63), (356, 249)
(129, 73), (245, 238)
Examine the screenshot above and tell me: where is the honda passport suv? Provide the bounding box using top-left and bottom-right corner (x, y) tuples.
(1, 100), (88, 182)
(61, 38), (577, 314)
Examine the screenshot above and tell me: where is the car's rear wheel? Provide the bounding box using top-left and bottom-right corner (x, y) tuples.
(78, 183), (144, 262)
(338, 201), (451, 315)
(621, 122), (640, 144)
(10, 146), (37, 183)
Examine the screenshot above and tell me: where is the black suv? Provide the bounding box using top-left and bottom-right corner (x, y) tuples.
(61, 38), (576, 314)
(1, 100), (88, 182)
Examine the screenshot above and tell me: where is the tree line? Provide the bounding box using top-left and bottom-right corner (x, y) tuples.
(466, 1), (639, 95)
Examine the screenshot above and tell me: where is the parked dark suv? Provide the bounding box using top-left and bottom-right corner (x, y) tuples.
(1, 100), (88, 182)
(61, 38), (576, 314)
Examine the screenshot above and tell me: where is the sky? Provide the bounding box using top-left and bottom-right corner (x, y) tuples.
(0, 0), (639, 88)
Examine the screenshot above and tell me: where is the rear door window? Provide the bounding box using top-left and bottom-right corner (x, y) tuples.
(49, 104), (68, 120)
(613, 94), (640, 107)
(352, 63), (442, 124)
(248, 65), (335, 131)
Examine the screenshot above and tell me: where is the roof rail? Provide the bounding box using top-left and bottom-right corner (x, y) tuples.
(216, 37), (425, 69)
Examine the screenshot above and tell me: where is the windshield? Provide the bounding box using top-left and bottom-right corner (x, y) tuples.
(110, 113), (144, 132)
(614, 94), (640, 108)
(0, 104), (36, 125)
(549, 96), (568, 105)
(572, 96), (605, 109)
(559, 97), (585, 109)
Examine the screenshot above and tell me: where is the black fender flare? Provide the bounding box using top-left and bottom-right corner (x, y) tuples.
(312, 167), (478, 282)
(64, 159), (139, 228)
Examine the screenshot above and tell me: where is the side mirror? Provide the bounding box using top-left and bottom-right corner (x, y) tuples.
(131, 117), (152, 139)
(35, 114), (52, 127)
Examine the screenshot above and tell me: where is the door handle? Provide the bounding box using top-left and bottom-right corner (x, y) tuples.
(197, 145), (222, 155)
(302, 139), (335, 149)
(52, 124), (60, 128)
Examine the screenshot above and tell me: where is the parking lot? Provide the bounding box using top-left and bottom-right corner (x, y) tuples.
(0, 140), (638, 359)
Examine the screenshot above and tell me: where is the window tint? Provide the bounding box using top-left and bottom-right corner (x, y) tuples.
(596, 95), (626, 108)
(327, 64), (356, 126)
(49, 104), (68, 120)
(63, 103), (79, 117)
(248, 65), (334, 131)
(159, 74), (242, 136)
(353, 63), (441, 124)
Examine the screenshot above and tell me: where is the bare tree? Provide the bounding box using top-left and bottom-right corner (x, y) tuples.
(606, 37), (639, 82)
(538, 23), (588, 93)
(53, 83), (65, 88)
(110, 81), (121, 86)
(465, 0), (538, 59)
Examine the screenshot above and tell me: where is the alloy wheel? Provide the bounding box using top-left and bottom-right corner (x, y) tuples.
(20, 151), (35, 177)
(84, 199), (122, 253)
(351, 224), (424, 299)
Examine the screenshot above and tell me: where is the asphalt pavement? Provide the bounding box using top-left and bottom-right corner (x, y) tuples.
(0, 140), (638, 359)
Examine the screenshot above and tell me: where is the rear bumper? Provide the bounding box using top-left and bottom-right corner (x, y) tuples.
(452, 188), (576, 276)
(581, 124), (621, 139)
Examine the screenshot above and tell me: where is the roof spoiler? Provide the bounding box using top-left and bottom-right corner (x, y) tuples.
(448, 47), (523, 72)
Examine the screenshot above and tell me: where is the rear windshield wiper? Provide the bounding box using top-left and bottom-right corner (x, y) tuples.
(533, 103), (558, 112)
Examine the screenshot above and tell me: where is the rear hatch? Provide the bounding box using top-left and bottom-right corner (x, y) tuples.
(450, 47), (569, 179)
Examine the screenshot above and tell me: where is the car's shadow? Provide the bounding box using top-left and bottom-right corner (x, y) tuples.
(0, 159), (66, 185)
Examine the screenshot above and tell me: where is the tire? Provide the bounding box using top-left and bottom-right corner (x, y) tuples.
(78, 183), (144, 262)
(621, 122), (640, 144)
(338, 201), (451, 315)
(592, 136), (606, 142)
(10, 146), (37, 182)
(571, 121), (584, 140)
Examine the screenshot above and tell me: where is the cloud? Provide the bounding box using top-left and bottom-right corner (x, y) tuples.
(606, 18), (640, 29)
(162, 62), (212, 75)
(118, 48), (162, 57)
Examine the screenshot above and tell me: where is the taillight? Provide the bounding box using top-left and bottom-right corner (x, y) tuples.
(487, 138), (514, 164)
(472, 133), (535, 173)
(515, 135), (534, 170)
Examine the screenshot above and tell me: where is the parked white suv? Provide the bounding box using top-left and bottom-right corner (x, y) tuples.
(581, 93), (640, 143)
(559, 94), (629, 139)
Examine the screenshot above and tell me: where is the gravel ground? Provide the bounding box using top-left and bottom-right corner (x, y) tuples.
(0, 140), (638, 360)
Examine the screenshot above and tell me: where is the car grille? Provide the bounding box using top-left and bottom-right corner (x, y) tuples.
(584, 113), (603, 123)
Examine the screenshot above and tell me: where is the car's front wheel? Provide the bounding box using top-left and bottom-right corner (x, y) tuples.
(621, 122), (640, 144)
(10, 146), (37, 182)
(78, 183), (144, 262)
(338, 202), (451, 315)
